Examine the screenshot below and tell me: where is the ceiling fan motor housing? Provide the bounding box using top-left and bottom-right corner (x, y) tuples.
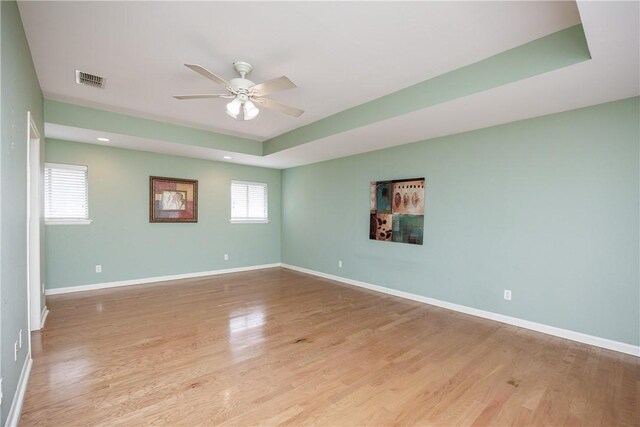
(230, 78), (255, 92)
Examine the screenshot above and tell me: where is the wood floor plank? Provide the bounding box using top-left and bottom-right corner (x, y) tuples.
(20, 268), (639, 426)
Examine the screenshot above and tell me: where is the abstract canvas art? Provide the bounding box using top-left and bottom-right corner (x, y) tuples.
(370, 178), (425, 245)
(149, 176), (198, 222)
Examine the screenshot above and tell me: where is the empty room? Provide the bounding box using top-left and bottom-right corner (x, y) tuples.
(1, 1), (639, 426)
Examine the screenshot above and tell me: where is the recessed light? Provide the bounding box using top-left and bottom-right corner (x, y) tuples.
(223, 156), (232, 160)
(97, 137), (110, 142)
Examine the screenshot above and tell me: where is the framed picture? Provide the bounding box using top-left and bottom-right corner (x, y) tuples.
(370, 177), (425, 245)
(149, 176), (198, 223)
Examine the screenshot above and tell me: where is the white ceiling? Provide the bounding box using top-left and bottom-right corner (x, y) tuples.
(19, 1), (640, 169)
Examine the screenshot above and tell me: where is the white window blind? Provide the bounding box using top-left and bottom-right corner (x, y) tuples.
(44, 163), (89, 222)
(231, 181), (268, 223)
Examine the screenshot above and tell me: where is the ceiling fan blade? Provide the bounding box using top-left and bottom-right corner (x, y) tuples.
(253, 97), (304, 117)
(173, 94), (233, 100)
(184, 64), (233, 91)
(250, 76), (297, 97)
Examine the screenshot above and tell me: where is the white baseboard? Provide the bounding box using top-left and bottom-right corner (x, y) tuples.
(40, 306), (49, 329)
(45, 263), (282, 295)
(282, 264), (640, 357)
(4, 353), (33, 427)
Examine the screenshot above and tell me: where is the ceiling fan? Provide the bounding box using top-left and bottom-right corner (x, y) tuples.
(173, 61), (304, 121)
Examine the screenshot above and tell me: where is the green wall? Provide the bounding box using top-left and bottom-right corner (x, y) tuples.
(45, 140), (281, 289)
(0, 1), (44, 424)
(282, 97), (640, 346)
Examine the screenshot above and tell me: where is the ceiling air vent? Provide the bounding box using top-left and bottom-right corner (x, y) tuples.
(75, 70), (105, 88)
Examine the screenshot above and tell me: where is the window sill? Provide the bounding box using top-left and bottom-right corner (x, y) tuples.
(46, 219), (93, 225)
(230, 219), (269, 224)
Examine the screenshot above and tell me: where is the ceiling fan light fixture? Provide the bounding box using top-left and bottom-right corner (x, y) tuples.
(244, 100), (259, 120)
(226, 97), (242, 118)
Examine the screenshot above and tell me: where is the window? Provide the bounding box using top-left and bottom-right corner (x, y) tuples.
(44, 163), (91, 224)
(230, 180), (268, 223)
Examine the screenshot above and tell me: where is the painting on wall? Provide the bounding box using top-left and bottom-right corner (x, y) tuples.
(149, 176), (198, 223)
(370, 178), (424, 245)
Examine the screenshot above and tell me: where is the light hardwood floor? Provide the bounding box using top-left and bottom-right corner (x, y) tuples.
(21, 268), (639, 426)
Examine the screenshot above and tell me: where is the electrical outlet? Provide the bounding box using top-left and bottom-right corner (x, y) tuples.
(338, 260), (343, 268)
(504, 289), (512, 301)
(42, 282), (45, 294)
(224, 254), (229, 261)
(14, 342), (18, 361)
(95, 265), (102, 273)
(18, 329), (22, 349)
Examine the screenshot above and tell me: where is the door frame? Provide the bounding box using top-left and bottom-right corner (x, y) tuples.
(26, 111), (44, 333)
